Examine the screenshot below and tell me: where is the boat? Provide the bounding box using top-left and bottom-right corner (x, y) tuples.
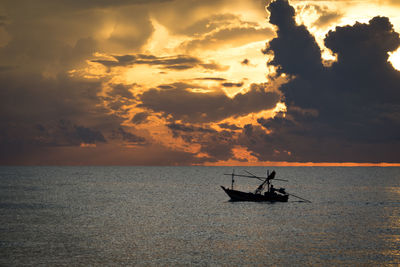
(221, 169), (310, 203)
(221, 185), (289, 202)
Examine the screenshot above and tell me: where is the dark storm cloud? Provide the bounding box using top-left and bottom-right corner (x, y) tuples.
(138, 82), (281, 123)
(166, 122), (235, 162)
(72, 124), (106, 144)
(241, 58), (250, 65)
(0, 0), (132, 164)
(0, 119), (106, 148)
(246, 0), (400, 163)
(167, 123), (217, 134)
(0, 73), (103, 125)
(111, 127), (147, 145)
(105, 100), (130, 116)
(92, 54), (227, 71)
(199, 136), (235, 161)
(109, 84), (135, 99)
(0, 71), (125, 163)
(238, 124), (279, 161)
(221, 82), (244, 87)
(218, 123), (242, 130)
(198, 129), (236, 162)
(325, 16), (400, 71)
(131, 112), (149, 124)
(263, 0), (324, 77)
(194, 77), (227, 81)
(157, 85), (174, 90)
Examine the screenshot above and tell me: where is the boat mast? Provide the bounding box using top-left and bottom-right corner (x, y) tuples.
(231, 169), (235, 190)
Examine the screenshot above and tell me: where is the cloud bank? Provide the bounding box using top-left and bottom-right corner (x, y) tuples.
(249, 0), (400, 163)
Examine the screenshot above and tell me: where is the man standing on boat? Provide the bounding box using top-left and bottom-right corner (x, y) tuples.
(270, 184), (275, 193)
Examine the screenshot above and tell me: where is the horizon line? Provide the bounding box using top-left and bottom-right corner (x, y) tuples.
(1, 162), (400, 167)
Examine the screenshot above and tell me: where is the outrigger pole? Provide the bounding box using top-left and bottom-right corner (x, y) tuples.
(224, 173), (287, 182)
(287, 193), (312, 203)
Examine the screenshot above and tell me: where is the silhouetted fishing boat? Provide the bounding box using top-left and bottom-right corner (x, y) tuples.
(221, 169), (311, 203)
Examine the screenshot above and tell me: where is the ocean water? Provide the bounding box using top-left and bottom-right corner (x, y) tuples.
(0, 166), (399, 266)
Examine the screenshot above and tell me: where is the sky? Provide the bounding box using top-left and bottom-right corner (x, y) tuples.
(1, 0), (400, 165)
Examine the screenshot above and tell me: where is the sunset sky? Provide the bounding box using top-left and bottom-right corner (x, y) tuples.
(1, 0), (400, 165)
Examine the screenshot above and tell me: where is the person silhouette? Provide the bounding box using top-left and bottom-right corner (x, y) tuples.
(270, 184), (275, 193)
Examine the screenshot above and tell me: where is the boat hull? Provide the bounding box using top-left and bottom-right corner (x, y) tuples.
(221, 186), (288, 202)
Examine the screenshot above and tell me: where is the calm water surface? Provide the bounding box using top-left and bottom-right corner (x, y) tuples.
(1, 166), (400, 266)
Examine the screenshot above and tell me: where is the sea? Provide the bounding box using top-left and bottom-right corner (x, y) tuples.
(0, 166), (399, 266)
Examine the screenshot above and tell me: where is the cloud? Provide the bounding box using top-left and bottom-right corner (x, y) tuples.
(138, 82), (281, 123)
(151, 0), (269, 36)
(111, 127), (147, 145)
(221, 82), (244, 87)
(312, 5), (342, 27)
(166, 122), (236, 162)
(109, 83), (135, 99)
(1, 0), (173, 12)
(0, 35), (98, 75)
(0, 71), (125, 163)
(0, 0), (158, 76)
(92, 54), (227, 71)
(248, 0), (400, 163)
(74, 124), (106, 144)
(0, 119), (106, 157)
(2, 0), (399, 165)
(241, 58), (250, 65)
(0, 73), (106, 124)
(218, 123), (242, 130)
(263, 0), (324, 77)
(199, 136), (235, 161)
(182, 26), (274, 51)
(131, 112), (149, 124)
(0, 0), (269, 165)
(0, 142), (210, 166)
(167, 123), (217, 134)
(325, 16), (400, 70)
(195, 77), (227, 81)
(177, 13), (248, 36)
(106, 11), (154, 52)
